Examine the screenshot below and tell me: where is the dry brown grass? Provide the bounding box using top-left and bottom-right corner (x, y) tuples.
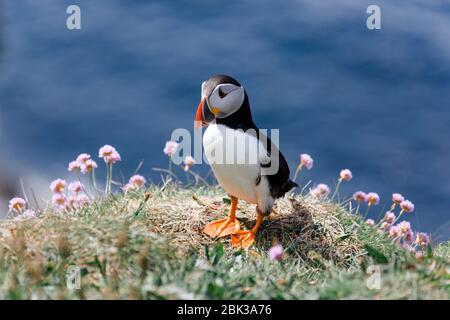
(130, 186), (366, 268)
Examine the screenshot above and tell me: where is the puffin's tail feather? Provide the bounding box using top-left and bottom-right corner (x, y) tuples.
(276, 179), (298, 198)
(286, 179), (298, 192)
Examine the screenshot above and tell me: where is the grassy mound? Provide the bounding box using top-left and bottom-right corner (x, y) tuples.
(0, 185), (448, 299)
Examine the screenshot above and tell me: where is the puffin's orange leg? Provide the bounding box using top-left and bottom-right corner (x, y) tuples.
(203, 196), (241, 238)
(231, 212), (264, 249)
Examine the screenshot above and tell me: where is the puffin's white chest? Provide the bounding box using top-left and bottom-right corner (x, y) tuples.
(203, 124), (270, 206)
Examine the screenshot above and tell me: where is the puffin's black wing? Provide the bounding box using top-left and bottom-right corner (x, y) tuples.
(258, 133), (298, 199)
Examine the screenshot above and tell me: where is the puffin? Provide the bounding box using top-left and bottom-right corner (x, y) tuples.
(195, 74), (297, 248)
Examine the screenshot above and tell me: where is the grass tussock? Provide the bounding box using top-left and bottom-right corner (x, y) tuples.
(0, 184), (448, 299)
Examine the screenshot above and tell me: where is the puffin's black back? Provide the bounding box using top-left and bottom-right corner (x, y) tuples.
(206, 75), (298, 199)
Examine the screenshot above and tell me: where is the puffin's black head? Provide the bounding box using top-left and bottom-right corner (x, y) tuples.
(195, 74), (247, 129)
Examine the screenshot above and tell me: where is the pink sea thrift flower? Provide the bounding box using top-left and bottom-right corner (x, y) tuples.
(389, 225), (400, 238)
(310, 183), (330, 198)
(68, 181), (84, 193)
(68, 160), (80, 172)
(81, 159), (98, 174)
(183, 156), (196, 171)
(268, 244), (284, 261)
(76, 153), (91, 164)
(392, 193), (404, 204)
(99, 145), (121, 164)
(50, 178), (66, 194)
(300, 154), (313, 170)
(379, 221), (391, 232)
(339, 169), (353, 182)
(163, 141), (179, 157)
(366, 192), (380, 206)
(66, 196), (76, 209)
(365, 219), (375, 226)
(106, 152), (121, 164)
(9, 197), (26, 213)
(75, 194), (89, 208)
(403, 230), (415, 244)
(384, 211), (396, 224)
(415, 232), (429, 247)
(353, 191), (367, 203)
(397, 221), (411, 235)
(70, 153), (97, 174)
(400, 200), (415, 213)
(22, 209), (36, 219)
(129, 175), (146, 188)
(52, 193), (67, 207)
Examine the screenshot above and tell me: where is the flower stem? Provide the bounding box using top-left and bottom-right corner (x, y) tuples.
(293, 164), (303, 182)
(92, 168), (98, 191)
(331, 179), (342, 201)
(185, 171), (191, 185)
(109, 164), (113, 195)
(105, 165), (109, 195)
(355, 203), (361, 215)
(168, 156), (173, 179)
(90, 168), (100, 196)
(184, 167), (211, 187)
(105, 164), (113, 196)
(363, 204), (372, 219)
(393, 209), (405, 224)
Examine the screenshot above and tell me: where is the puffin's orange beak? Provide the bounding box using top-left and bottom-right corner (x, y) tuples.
(195, 98), (206, 129)
(195, 97), (216, 129)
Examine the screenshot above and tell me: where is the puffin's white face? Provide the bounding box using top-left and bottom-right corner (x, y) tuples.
(196, 75), (246, 128)
(201, 82), (245, 119)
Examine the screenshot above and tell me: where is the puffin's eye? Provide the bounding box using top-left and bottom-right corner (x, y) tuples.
(218, 87), (227, 99)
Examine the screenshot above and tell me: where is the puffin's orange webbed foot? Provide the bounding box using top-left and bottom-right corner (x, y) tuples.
(203, 217), (241, 238)
(231, 212), (264, 249)
(231, 230), (256, 249)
